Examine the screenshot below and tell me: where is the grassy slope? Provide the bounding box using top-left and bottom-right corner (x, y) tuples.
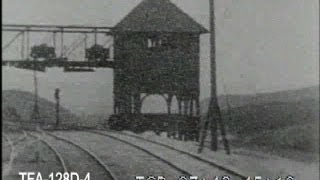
(2, 90), (80, 127)
(201, 86), (319, 112)
(223, 99), (319, 136)
(2, 89), (111, 129)
(200, 86), (319, 158)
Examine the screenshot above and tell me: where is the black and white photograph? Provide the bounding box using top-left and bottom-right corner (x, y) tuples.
(2, 0), (319, 179)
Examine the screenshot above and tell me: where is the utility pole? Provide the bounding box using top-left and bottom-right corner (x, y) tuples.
(30, 58), (41, 126)
(221, 80), (231, 155)
(199, 0), (226, 153)
(55, 88), (60, 128)
(208, 0), (219, 151)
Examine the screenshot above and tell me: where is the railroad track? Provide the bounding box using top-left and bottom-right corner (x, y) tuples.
(2, 133), (15, 176)
(2, 132), (12, 149)
(3, 131), (41, 177)
(3, 131), (30, 161)
(84, 131), (192, 177)
(34, 131), (118, 180)
(91, 130), (247, 180)
(2, 132), (14, 160)
(26, 132), (68, 173)
(3, 131), (28, 149)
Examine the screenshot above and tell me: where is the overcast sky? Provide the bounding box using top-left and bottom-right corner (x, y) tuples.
(2, 0), (319, 114)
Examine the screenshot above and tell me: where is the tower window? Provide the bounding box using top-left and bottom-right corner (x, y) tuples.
(147, 38), (163, 48)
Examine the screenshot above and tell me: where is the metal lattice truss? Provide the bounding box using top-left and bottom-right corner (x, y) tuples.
(2, 24), (115, 72)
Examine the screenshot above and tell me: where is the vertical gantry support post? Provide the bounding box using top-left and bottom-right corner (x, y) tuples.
(94, 28), (98, 45)
(53, 32), (57, 64)
(26, 30), (30, 60)
(84, 33), (88, 61)
(21, 31), (25, 59)
(60, 28), (64, 58)
(53, 32), (56, 51)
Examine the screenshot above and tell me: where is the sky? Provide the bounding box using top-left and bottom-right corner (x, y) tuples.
(2, 0), (319, 114)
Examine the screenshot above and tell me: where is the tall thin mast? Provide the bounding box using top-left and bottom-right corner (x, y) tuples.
(208, 0), (219, 151)
(31, 58), (41, 125)
(198, 0), (220, 153)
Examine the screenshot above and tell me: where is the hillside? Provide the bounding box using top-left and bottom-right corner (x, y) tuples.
(201, 85), (319, 113)
(223, 99), (319, 135)
(200, 86), (319, 156)
(2, 90), (81, 128)
(2, 105), (23, 131)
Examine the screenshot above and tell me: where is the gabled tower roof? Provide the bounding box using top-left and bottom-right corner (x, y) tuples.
(114, 0), (208, 34)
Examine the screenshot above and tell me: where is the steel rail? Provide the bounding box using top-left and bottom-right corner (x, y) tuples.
(44, 132), (118, 180)
(3, 132), (28, 149)
(26, 132), (68, 173)
(86, 131), (193, 177)
(91, 130), (247, 180)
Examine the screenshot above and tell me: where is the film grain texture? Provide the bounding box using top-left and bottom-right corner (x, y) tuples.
(2, 0), (319, 180)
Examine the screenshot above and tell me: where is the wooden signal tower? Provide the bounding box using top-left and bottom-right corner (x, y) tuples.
(111, 0), (208, 116)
